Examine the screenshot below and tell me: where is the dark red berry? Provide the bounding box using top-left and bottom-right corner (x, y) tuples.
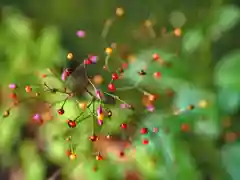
(108, 83), (116, 92)
(67, 120), (77, 128)
(111, 73), (119, 80)
(140, 128), (148, 134)
(119, 151), (125, 157)
(89, 135), (98, 142)
(118, 68), (124, 73)
(57, 109), (64, 115)
(9, 93), (17, 99)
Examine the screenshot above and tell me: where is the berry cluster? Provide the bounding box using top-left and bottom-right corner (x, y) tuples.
(2, 7), (203, 175)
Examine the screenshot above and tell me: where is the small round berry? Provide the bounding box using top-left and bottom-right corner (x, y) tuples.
(3, 110), (10, 118)
(41, 74), (47, 78)
(108, 83), (116, 92)
(174, 28), (182, 36)
(119, 151), (125, 157)
(66, 150), (72, 156)
(111, 73), (119, 80)
(144, 20), (152, 27)
(84, 59), (92, 65)
(69, 153), (77, 160)
(9, 93), (17, 99)
(152, 53), (159, 60)
(67, 53), (73, 60)
(138, 70), (146, 75)
(57, 109), (64, 115)
(116, 7), (124, 17)
(153, 127), (159, 133)
(79, 102), (87, 110)
(76, 30), (86, 38)
(93, 75), (104, 85)
(89, 135), (98, 142)
(122, 63), (128, 69)
(105, 47), (113, 55)
(107, 110), (112, 118)
(181, 123), (190, 132)
(25, 86), (32, 93)
(154, 72), (161, 79)
(187, 105), (195, 110)
(67, 120), (77, 128)
(9, 84), (17, 89)
(142, 139), (149, 145)
(121, 123), (127, 129)
(96, 155), (103, 160)
(140, 128), (148, 134)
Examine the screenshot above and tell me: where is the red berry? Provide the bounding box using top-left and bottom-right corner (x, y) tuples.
(111, 73), (119, 80)
(9, 93), (17, 99)
(96, 155), (103, 160)
(89, 135), (98, 142)
(84, 59), (92, 65)
(153, 127), (159, 133)
(140, 128), (148, 134)
(108, 83), (116, 92)
(67, 120), (77, 128)
(181, 123), (190, 132)
(121, 123), (127, 129)
(154, 72), (161, 78)
(152, 53), (159, 60)
(122, 63), (128, 69)
(57, 109), (64, 115)
(41, 74), (47, 78)
(142, 139), (149, 145)
(119, 151), (125, 157)
(25, 86), (32, 93)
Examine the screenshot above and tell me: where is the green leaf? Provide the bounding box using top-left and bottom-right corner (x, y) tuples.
(174, 141), (200, 180)
(214, 5), (240, 32)
(36, 27), (61, 68)
(25, 157), (45, 180)
(218, 88), (240, 114)
(221, 142), (240, 180)
(182, 29), (204, 53)
(214, 50), (240, 90)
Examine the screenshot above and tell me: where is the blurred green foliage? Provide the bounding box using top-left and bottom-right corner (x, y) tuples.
(0, 0), (240, 180)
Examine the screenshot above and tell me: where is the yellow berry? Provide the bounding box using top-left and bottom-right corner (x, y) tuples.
(98, 113), (104, 120)
(79, 102), (87, 110)
(67, 53), (73, 60)
(144, 20), (152, 27)
(105, 47), (113, 55)
(198, 100), (208, 108)
(69, 153), (77, 160)
(116, 8), (124, 17)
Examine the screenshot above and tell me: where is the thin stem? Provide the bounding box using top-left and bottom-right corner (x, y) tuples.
(101, 18), (115, 39)
(104, 55), (111, 71)
(92, 100), (96, 134)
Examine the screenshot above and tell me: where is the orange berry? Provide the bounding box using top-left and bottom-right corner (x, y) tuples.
(105, 47), (113, 55)
(174, 28), (181, 36)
